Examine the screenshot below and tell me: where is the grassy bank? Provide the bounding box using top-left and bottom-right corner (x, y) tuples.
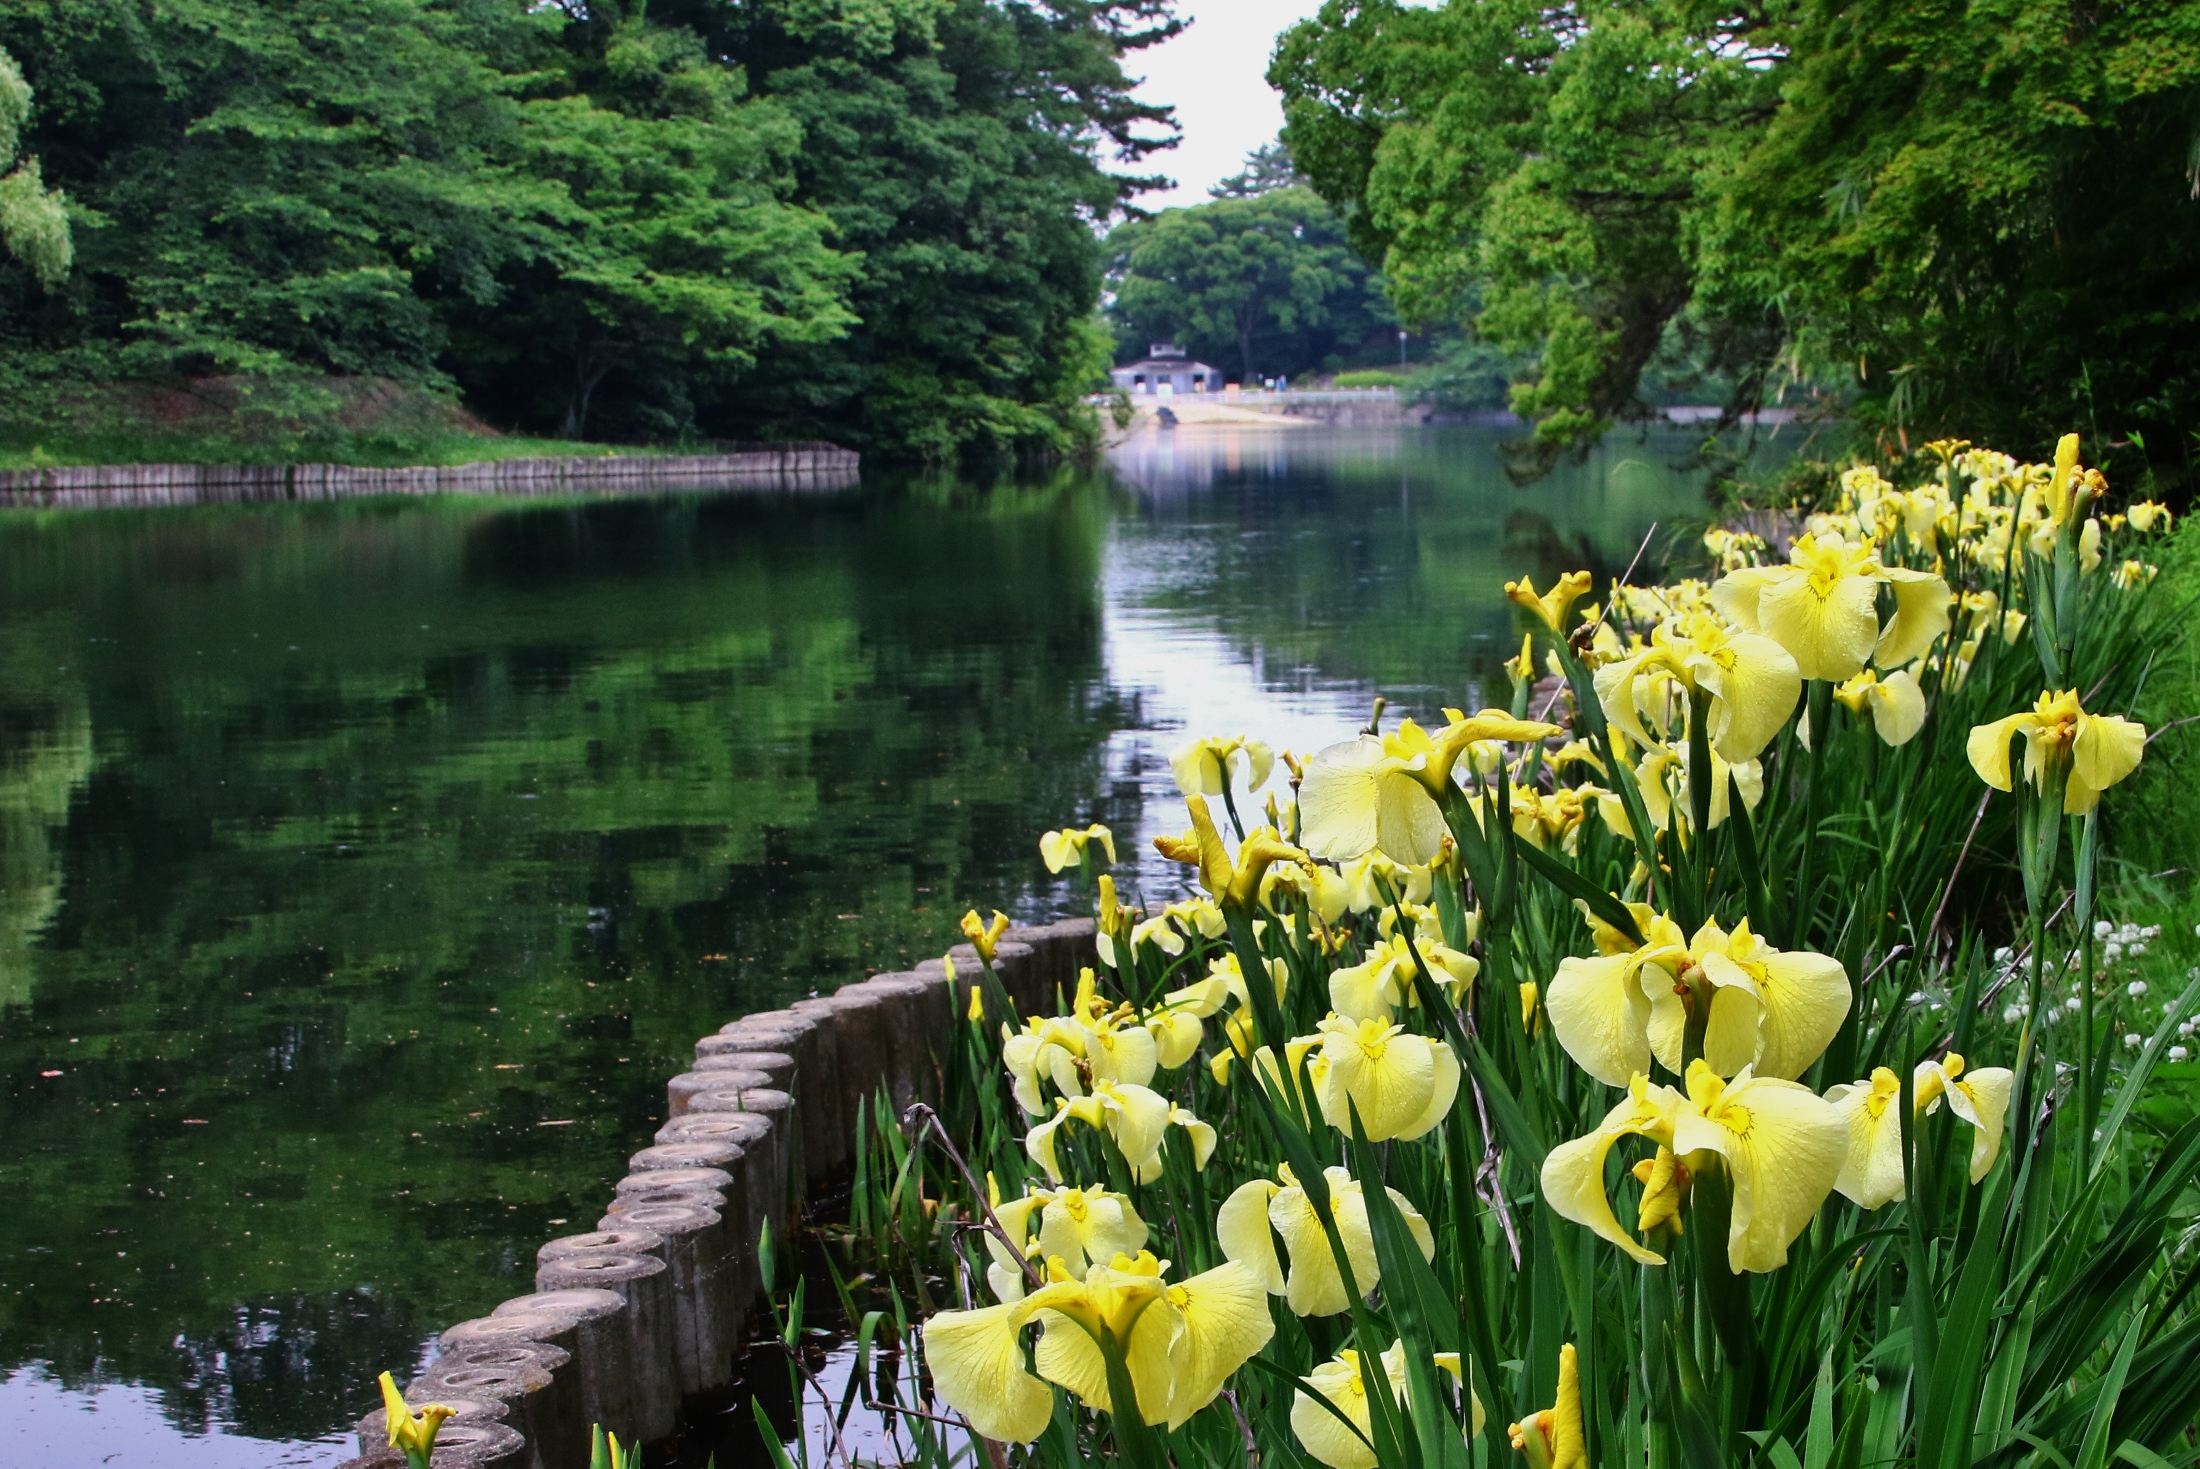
(0, 376), (670, 470)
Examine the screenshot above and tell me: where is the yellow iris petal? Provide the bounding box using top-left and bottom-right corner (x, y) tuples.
(922, 1301), (1058, 1443)
(1825, 1068), (1908, 1209)
(1669, 1063), (1845, 1273)
(1538, 1079), (1677, 1265)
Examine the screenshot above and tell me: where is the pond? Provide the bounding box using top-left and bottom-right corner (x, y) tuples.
(0, 424), (1770, 1466)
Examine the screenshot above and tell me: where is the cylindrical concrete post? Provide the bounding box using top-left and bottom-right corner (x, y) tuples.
(491, 1291), (628, 1455)
(537, 1228), (666, 1265)
(414, 1343), (581, 1469)
(628, 1140), (742, 1175)
(665, 1067), (770, 1117)
(531, 1254), (677, 1444)
(691, 1045), (796, 1091)
(592, 1199), (733, 1395)
(684, 1088), (797, 1235)
(406, 1364), (554, 1469)
(796, 990), (886, 1157)
(648, 1111), (772, 1316)
(849, 974), (943, 1107)
(604, 1180), (721, 1215)
(724, 1010), (840, 1178)
(614, 1167), (731, 1199)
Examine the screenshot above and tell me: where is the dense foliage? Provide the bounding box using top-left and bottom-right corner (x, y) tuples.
(1104, 179), (1395, 384)
(1271, 0), (2200, 486)
(801, 438), (2197, 1469)
(0, 0), (1175, 459)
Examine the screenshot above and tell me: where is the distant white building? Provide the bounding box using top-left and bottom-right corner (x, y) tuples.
(1110, 343), (1220, 396)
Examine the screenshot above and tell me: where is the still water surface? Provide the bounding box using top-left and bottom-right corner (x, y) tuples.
(0, 426), (1741, 1465)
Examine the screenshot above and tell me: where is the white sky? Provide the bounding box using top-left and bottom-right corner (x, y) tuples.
(1124, 0), (1332, 211)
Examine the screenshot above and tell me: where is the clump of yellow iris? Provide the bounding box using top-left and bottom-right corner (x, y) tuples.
(1711, 530), (1951, 683)
(1219, 1163), (1434, 1316)
(1170, 734), (1275, 797)
(1300, 1013), (1461, 1142)
(981, 1177), (1148, 1301)
(1967, 688), (2147, 813)
(1038, 822), (1115, 872)
(1298, 710), (1560, 864)
(1593, 612), (1800, 763)
(1025, 1077), (1215, 1183)
(1541, 1062), (1846, 1273)
(921, 1249), (1274, 1442)
(1541, 906), (1851, 1087)
(1826, 1055), (2012, 1209)
(1291, 1338), (1486, 1469)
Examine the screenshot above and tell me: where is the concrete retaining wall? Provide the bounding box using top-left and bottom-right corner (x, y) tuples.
(342, 920), (1094, 1469)
(0, 447), (860, 509)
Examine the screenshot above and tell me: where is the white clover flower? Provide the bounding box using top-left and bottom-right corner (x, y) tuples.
(2003, 1004), (2024, 1024)
(2066, 997), (2084, 1013)
(2129, 980), (2149, 998)
(2125, 1033), (2145, 1049)
(2095, 920), (2114, 940)
(2171, 1046), (2191, 1063)
(1993, 946), (2013, 963)
(2183, 1022), (2196, 1038)
(2132, 943), (2148, 956)
(2142, 925), (2161, 939)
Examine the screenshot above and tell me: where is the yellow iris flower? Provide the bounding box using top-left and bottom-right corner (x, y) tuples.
(960, 908), (1011, 963)
(1292, 1339), (1487, 1469)
(1540, 1061), (1845, 1272)
(2127, 499), (2173, 533)
(1504, 570), (1596, 632)
(379, 1372), (455, 1469)
(1543, 910), (1849, 1086)
(1153, 794), (1310, 909)
(1171, 735), (1276, 798)
(1039, 823), (1116, 872)
(1967, 689), (2147, 814)
(1507, 1344), (1586, 1469)
(1302, 1013), (1461, 1141)
(1826, 1054), (2013, 1209)
(1328, 932), (1477, 1022)
(1831, 667), (1928, 746)
(921, 1250), (1275, 1441)
(1298, 710), (1561, 863)
(1710, 531), (1951, 682)
(1219, 1164), (1435, 1317)
(1632, 743), (1763, 834)
(1690, 917), (1853, 1082)
(1592, 613), (1801, 763)
(1026, 1079), (1214, 1183)
(983, 1179), (1149, 1301)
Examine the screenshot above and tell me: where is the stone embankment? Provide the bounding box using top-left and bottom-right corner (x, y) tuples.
(0, 446), (860, 509)
(340, 920), (1094, 1469)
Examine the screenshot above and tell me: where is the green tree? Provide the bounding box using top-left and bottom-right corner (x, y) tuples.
(0, 1), (850, 420)
(1105, 184), (1390, 381)
(1273, 0), (2200, 484)
(653, 0), (1182, 459)
(0, 44), (68, 288)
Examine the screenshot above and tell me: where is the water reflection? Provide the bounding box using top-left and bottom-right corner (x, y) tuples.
(0, 428), (1740, 1464)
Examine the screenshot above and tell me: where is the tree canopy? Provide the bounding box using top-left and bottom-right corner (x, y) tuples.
(0, 0), (1177, 459)
(1272, 0), (2200, 483)
(1104, 160), (1393, 382)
